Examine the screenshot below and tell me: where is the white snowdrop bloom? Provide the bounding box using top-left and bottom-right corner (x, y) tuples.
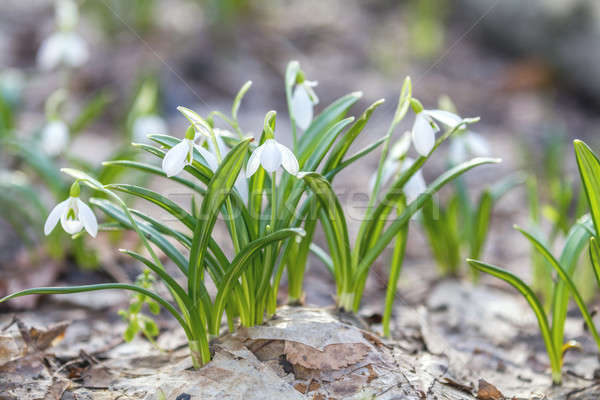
(132, 114), (167, 143)
(411, 109), (462, 157)
(448, 131), (490, 165)
(37, 31), (89, 70)
(41, 119), (69, 156)
(44, 193), (98, 237)
(161, 128), (216, 178)
(246, 139), (299, 177)
(291, 80), (319, 130)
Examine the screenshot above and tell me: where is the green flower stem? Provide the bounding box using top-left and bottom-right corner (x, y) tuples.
(383, 202), (408, 338)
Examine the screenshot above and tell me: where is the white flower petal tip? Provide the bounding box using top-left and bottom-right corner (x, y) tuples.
(246, 139), (299, 177)
(411, 113), (437, 156)
(423, 109), (462, 128)
(45, 196), (98, 237)
(77, 198), (98, 237)
(162, 139), (192, 177)
(291, 85), (313, 130)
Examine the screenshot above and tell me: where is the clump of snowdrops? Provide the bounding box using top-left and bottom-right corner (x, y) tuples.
(1, 61), (500, 366)
(469, 140), (600, 385)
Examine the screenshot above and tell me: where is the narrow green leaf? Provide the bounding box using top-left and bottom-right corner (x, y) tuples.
(189, 138), (252, 303)
(322, 99), (385, 173)
(298, 172), (352, 292)
(212, 228), (304, 333)
(0, 283), (192, 340)
(355, 157), (501, 285)
(467, 259), (561, 382)
(516, 225), (600, 350)
(574, 140), (600, 236)
(590, 237), (600, 288)
(232, 81), (252, 121)
(297, 92), (362, 156)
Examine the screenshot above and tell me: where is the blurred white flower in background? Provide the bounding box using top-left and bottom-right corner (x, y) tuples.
(37, 0), (89, 70)
(0, 69), (25, 104)
(448, 131), (490, 165)
(291, 80), (319, 130)
(40, 119), (69, 156)
(411, 107), (462, 157)
(132, 114), (168, 143)
(246, 139), (299, 177)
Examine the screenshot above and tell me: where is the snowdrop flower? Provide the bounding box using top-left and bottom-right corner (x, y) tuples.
(246, 139), (299, 177)
(448, 131), (490, 165)
(40, 119), (69, 156)
(411, 99), (462, 157)
(37, 33), (88, 71)
(291, 80), (319, 130)
(132, 114), (167, 143)
(44, 181), (98, 237)
(162, 126), (216, 177)
(37, 0), (88, 70)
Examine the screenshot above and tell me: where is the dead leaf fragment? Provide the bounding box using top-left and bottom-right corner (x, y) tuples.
(284, 340), (369, 370)
(477, 378), (504, 400)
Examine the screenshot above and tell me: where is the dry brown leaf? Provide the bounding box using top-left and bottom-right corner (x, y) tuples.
(284, 340), (370, 370)
(477, 378), (504, 400)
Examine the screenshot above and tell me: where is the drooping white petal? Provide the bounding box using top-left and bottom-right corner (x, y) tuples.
(76, 198), (98, 237)
(195, 144), (219, 172)
(246, 144), (263, 178)
(44, 198), (70, 235)
(41, 120), (69, 156)
(260, 139), (283, 173)
(62, 32), (88, 68)
(412, 113), (437, 156)
(465, 132), (490, 157)
(162, 140), (190, 177)
(132, 115), (167, 143)
(276, 142), (299, 176)
(424, 109), (462, 128)
(402, 158), (426, 203)
(37, 33), (65, 70)
(291, 85), (313, 130)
